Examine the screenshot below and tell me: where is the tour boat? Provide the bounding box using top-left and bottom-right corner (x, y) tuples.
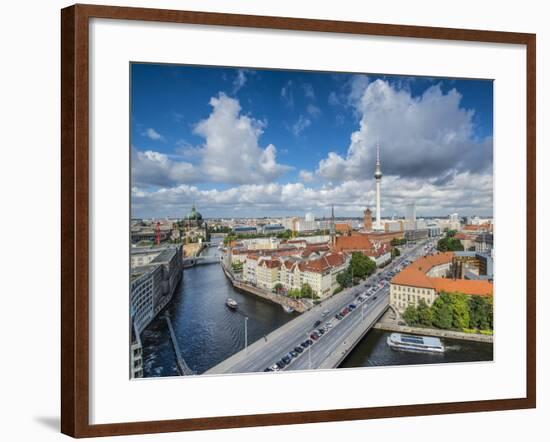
(226, 298), (238, 309)
(387, 333), (445, 353)
(282, 305), (294, 314)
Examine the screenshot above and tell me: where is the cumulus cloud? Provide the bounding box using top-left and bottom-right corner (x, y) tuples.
(316, 79), (492, 182)
(142, 127), (164, 141)
(299, 170), (314, 182)
(132, 149), (199, 187)
(134, 93), (291, 187)
(194, 93), (291, 183)
(131, 171), (492, 218)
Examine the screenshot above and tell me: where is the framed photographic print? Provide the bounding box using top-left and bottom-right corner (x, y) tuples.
(61, 4), (536, 437)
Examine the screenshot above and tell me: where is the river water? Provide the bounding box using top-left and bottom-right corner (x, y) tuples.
(341, 328), (493, 368)
(141, 240), (296, 376)
(141, 239), (493, 377)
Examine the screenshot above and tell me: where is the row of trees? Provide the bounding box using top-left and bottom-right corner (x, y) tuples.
(402, 292), (493, 331)
(391, 238), (407, 246)
(336, 252), (377, 289)
(284, 283), (318, 299)
(437, 230), (464, 252)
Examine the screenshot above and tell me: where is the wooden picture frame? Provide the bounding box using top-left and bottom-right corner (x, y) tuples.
(61, 3), (536, 437)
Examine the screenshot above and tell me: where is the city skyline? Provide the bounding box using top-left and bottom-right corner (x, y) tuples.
(131, 64), (493, 218)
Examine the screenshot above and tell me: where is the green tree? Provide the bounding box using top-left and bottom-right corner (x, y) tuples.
(431, 293), (454, 329)
(349, 252), (376, 279)
(273, 282), (283, 293)
(391, 247), (401, 258)
(301, 283), (314, 298)
(469, 296), (489, 330)
(416, 299), (433, 327)
(437, 237), (464, 252)
(402, 305), (419, 326)
(336, 269), (352, 288)
(288, 288), (301, 299)
(450, 293), (470, 329)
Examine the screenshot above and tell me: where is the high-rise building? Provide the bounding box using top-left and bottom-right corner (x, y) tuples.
(406, 202), (416, 224)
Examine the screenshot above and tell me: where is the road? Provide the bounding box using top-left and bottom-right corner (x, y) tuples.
(205, 238), (434, 374)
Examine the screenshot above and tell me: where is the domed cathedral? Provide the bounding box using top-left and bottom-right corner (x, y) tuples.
(183, 203), (203, 228)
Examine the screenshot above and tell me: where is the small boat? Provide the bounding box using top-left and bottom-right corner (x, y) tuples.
(226, 298), (238, 309)
(282, 305), (294, 314)
(387, 333), (445, 353)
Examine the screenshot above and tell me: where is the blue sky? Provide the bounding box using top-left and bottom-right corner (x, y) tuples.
(131, 63), (493, 218)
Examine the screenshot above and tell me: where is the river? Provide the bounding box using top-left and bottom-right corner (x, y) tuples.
(141, 239), (297, 376)
(340, 328), (493, 368)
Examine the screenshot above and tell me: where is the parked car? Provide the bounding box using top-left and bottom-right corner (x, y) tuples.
(282, 356), (291, 365)
(294, 346), (304, 353)
(314, 320), (322, 327)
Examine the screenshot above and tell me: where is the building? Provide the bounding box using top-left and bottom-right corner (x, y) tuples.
(260, 223), (286, 234)
(390, 252), (493, 315)
(363, 207), (373, 231)
(475, 232), (494, 253)
(404, 228), (429, 242)
(406, 202), (416, 227)
(335, 222), (352, 235)
(455, 232), (477, 250)
(183, 204), (203, 228)
(233, 225), (258, 234)
(130, 245), (183, 378)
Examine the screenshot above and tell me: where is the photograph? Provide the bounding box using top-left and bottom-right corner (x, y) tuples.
(129, 63), (494, 379)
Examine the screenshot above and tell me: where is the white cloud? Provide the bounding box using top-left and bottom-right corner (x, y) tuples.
(134, 94), (291, 186)
(142, 127), (164, 141)
(281, 80), (294, 107)
(316, 79), (492, 182)
(299, 170), (314, 182)
(291, 115), (311, 136)
(132, 149), (199, 186)
(302, 83), (316, 100)
(232, 69), (248, 94)
(193, 93), (291, 184)
(132, 171), (493, 218)
(307, 104), (321, 117)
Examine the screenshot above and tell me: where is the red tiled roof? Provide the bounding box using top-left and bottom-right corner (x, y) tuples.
(391, 252), (493, 296)
(431, 278), (493, 296)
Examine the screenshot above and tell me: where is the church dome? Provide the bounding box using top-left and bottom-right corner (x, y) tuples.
(185, 204), (203, 221)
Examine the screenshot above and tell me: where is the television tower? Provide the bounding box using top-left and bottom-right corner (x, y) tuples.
(374, 139), (383, 230)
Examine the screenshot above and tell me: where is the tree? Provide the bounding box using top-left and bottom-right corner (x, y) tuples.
(349, 252), (376, 279)
(301, 283), (314, 298)
(450, 293), (470, 329)
(437, 237), (464, 252)
(431, 293), (453, 329)
(402, 305), (419, 326)
(336, 269), (352, 288)
(391, 247), (401, 258)
(288, 288), (301, 299)
(273, 283), (283, 293)
(469, 296), (490, 330)
(416, 299), (433, 327)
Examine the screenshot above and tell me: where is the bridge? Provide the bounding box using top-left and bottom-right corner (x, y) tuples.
(182, 254), (221, 267)
(204, 240), (429, 375)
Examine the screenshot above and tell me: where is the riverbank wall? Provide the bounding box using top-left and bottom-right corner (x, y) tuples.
(221, 264), (309, 313)
(374, 321), (493, 343)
